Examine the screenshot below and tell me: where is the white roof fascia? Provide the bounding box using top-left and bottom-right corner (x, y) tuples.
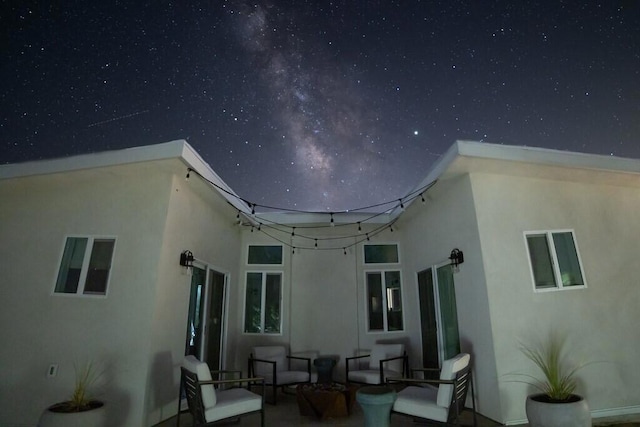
(454, 140), (640, 174)
(0, 140), (252, 216)
(0, 140), (190, 180)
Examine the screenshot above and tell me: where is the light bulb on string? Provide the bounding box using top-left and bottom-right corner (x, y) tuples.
(292, 247), (296, 254)
(186, 169), (191, 180)
(366, 233), (370, 241)
(314, 239), (318, 249)
(251, 204), (255, 215)
(358, 222), (362, 233)
(330, 213), (335, 227)
(399, 199), (405, 210)
(421, 193), (425, 203)
(291, 227), (296, 237)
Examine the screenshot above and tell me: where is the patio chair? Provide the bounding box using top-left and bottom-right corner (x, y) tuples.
(181, 355), (265, 427)
(345, 343), (408, 384)
(388, 352), (477, 427)
(248, 345), (312, 404)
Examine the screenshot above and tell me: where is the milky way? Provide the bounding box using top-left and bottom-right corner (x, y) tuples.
(2, 1), (639, 211)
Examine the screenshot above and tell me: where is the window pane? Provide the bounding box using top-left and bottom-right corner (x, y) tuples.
(385, 271), (403, 331)
(553, 232), (584, 287)
(526, 235), (557, 289)
(364, 245), (399, 264)
(264, 274), (282, 333)
(55, 238), (88, 293)
(248, 245), (283, 264)
(83, 239), (115, 295)
(244, 273), (263, 333)
(367, 273), (384, 330)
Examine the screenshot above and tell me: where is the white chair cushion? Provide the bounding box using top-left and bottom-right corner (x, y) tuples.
(394, 385), (448, 422)
(183, 355), (217, 408)
(204, 388), (262, 422)
(253, 346), (287, 374)
(437, 353), (470, 407)
(348, 369), (403, 385)
(369, 344), (404, 374)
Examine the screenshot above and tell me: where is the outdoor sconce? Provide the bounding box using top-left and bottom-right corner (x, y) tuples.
(449, 248), (464, 270)
(179, 250), (194, 268)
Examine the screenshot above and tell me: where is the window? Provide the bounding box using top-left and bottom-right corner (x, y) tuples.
(364, 244), (399, 264)
(248, 245), (283, 265)
(243, 272), (282, 334)
(525, 230), (586, 291)
(54, 236), (116, 295)
(366, 270), (403, 332)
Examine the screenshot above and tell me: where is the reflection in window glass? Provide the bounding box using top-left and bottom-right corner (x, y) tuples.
(248, 245), (283, 264)
(364, 244), (399, 264)
(243, 272), (282, 334)
(244, 273), (263, 333)
(366, 270), (403, 332)
(55, 237), (88, 293)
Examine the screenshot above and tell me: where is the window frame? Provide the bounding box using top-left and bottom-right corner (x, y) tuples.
(524, 229), (587, 292)
(53, 235), (117, 297)
(242, 270), (283, 335)
(364, 269), (404, 333)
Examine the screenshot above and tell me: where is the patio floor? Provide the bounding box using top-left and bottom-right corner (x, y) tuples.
(153, 388), (640, 427)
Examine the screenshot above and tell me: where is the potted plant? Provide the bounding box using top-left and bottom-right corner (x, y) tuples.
(517, 332), (591, 427)
(39, 361), (107, 427)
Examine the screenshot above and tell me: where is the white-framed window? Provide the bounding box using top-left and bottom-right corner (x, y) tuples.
(524, 230), (586, 291)
(365, 270), (404, 332)
(243, 271), (282, 334)
(243, 245), (283, 334)
(54, 236), (116, 296)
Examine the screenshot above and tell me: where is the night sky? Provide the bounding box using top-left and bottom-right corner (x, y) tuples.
(2, 1), (639, 212)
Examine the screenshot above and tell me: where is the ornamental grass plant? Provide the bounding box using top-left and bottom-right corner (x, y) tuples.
(515, 332), (586, 402)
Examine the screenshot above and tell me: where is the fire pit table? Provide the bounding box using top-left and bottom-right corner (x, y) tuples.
(296, 382), (358, 420)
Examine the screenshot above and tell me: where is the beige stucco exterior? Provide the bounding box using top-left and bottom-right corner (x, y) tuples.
(1, 139), (639, 426)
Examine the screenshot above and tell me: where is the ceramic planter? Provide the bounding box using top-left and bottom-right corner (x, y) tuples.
(38, 401), (106, 427)
(526, 394), (591, 427)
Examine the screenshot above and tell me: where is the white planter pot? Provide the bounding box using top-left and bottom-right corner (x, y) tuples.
(38, 401), (106, 427)
(526, 394), (591, 427)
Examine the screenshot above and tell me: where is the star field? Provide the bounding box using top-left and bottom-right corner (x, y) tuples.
(2, 1), (639, 211)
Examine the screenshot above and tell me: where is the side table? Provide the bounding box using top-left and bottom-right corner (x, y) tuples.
(313, 357), (336, 384)
(356, 386), (397, 427)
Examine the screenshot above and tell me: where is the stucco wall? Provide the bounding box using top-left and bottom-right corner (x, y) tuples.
(0, 163), (173, 427)
(472, 172), (640, 424)
(396, 173), (501, 421)
(144, 172), (242, 425)
(232, 223), (415, 383)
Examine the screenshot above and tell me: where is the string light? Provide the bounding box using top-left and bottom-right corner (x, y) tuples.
(184, 166), (439, 252)
(186, 168), (191, 179)
(343, 248), (347, 255)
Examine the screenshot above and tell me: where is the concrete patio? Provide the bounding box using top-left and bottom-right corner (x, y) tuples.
(154, 388), (640, 427)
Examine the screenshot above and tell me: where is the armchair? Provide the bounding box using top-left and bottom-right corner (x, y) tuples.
(180, 355), (265, 427)
(345, 343), (408, 384)
(248, 345), (312, 404)
(388, 352), (476, 427)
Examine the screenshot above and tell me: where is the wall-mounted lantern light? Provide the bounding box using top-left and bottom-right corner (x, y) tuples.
(179, 250), (194, 268)
(449, 248), (464, 271)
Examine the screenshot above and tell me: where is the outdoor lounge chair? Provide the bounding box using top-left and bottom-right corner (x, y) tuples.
(181, 355), (265, 427)
(388, 352), (477, 427)
(248, 345), (312, 404)
(345, 343), (408, 384)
